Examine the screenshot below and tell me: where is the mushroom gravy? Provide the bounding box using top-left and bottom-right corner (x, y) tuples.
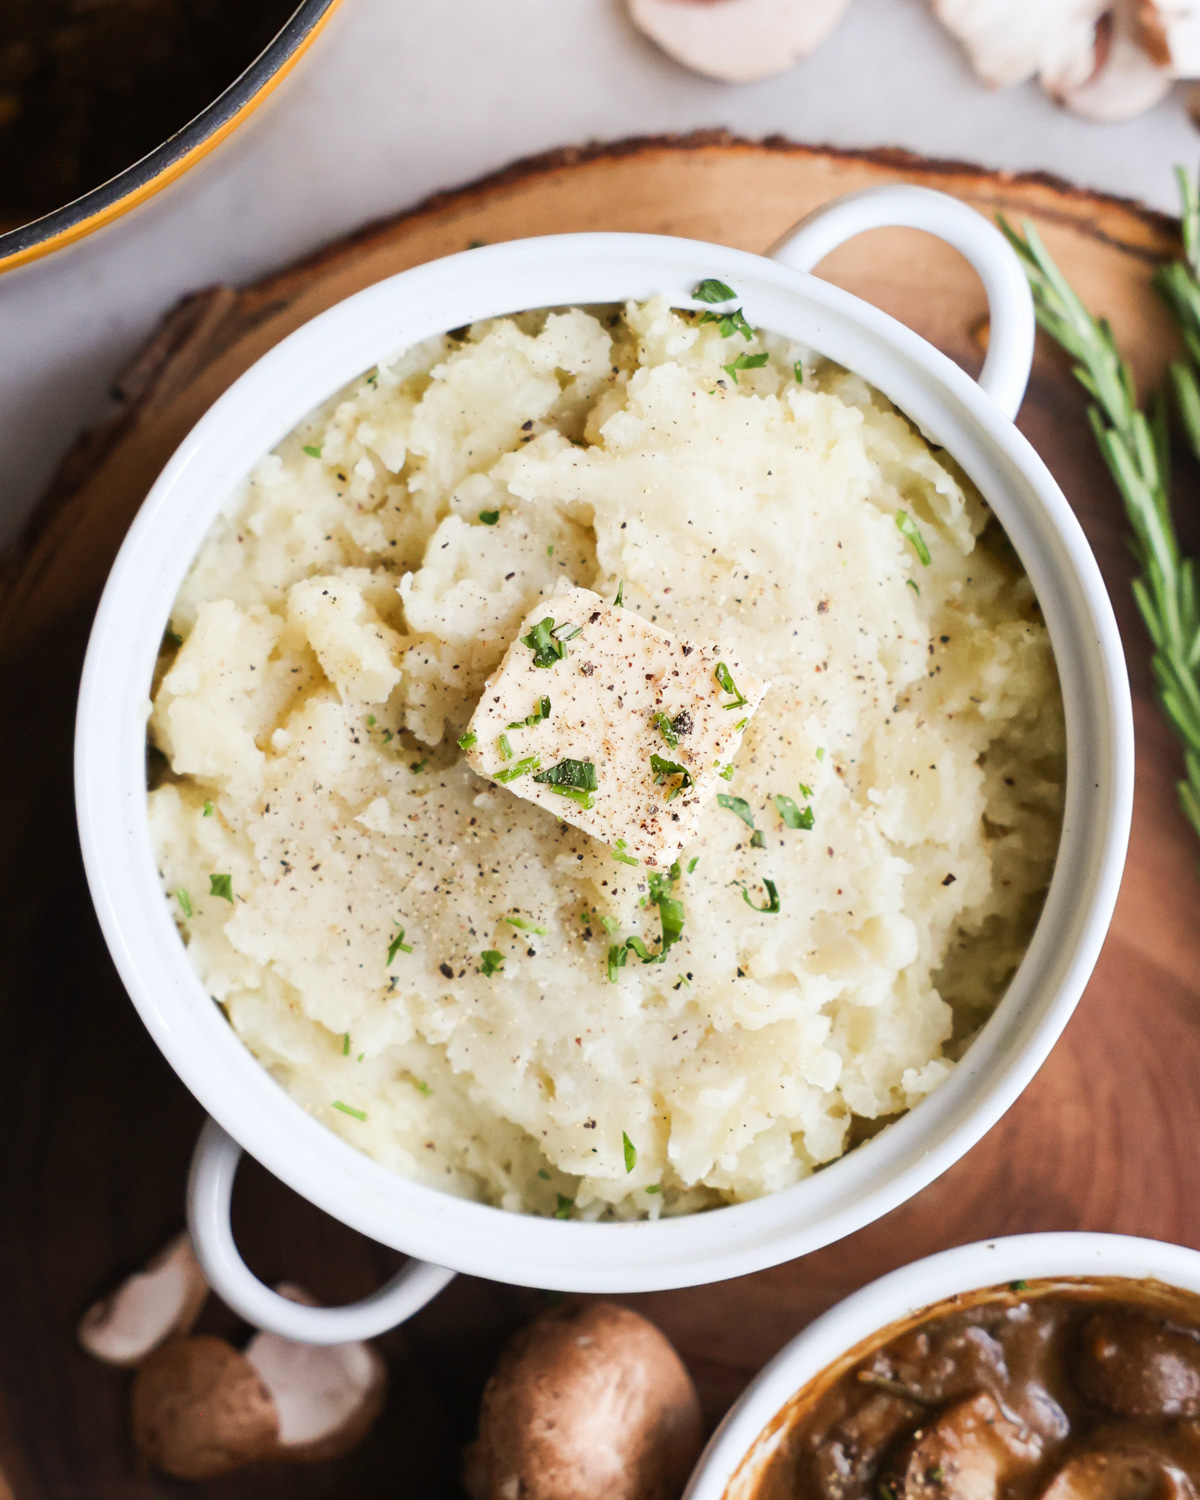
(734, 1280), (1200, 1500)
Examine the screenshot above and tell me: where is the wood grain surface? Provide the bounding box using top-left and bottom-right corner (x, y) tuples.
(2, 133), (1199, 1499)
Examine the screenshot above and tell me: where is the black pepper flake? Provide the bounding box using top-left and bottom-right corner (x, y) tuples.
(439, 962), (453, 979)
(681, 645), (694, 657)
(942, 873), (957, 886)
(671, 709), (693, 737)
(521, 419), (533, 431)
(817, 600), (829, 613)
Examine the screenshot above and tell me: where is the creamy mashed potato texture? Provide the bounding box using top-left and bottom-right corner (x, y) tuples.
(148, 298), (1064, 1220)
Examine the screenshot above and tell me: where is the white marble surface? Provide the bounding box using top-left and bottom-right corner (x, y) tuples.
(2, 0), (1196, 549)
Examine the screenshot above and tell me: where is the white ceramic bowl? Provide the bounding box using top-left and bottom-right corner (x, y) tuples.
(684, 1232), (1200, 1500)
(75, 186), (1133, 1344)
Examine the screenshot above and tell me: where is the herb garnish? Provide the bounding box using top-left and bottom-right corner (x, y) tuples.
(794, 360), (804, 383)
(775, 793), (814, 830)
(650, 752), (692, 801)
(743, 879), (781, 914)
(614, 579), (625, 607)
(202, 800), (213, 818)
(751, 830), (766, 848)
(623, 1132), (637, 1173)
(302, 444), (323, 459)
(522, 617), (567, 668)
(612, 838), (639, 866)
(688, 856), (699, 873)
(508, 697), (551, 729)
(723, 352), (769, 384)
(479, 509), (500, 525)
(645, 1184), (662, 1194)
(387, 924), (413, 963)
(715, 661), (748, 710)
(534, 758), (598, 809)
(493, 755), (541, 784)
(896, 509), (931, 565)
(648, 864), (684, 957)
(458, 730), (477, 749)
(480, 950), (505, 977)
(718, 763), (735, 781)
(816, 747), (826, 761)
(332, 1101), (366, 1121)
(701, 306), (753, 340)
(693, 278), (737, 303)
(210, 873), (233, 904)
(498, 733), (514, 761)
(654, 712), (679, 748)
(343, 1033), (351, 1056)
(505, 915), (548, 935)
(554, 1193), (574, 1219)
(176, 889), (192, 919)
(717, 793), (754, 828)
(907, 579), (921, 595)
(538, 1168), (552, 1180)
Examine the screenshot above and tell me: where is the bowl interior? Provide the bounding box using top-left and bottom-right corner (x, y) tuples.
(74, 233), (1133, 1291)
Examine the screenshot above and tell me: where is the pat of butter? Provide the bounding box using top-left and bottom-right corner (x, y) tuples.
(462, 587), (769, 866)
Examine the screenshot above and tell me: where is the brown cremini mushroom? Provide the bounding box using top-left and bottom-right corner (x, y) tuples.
(132, 1336), (279, 1480)
(466, 1300), (703, 1500)
(78, 1230), (209, 1367)
(626, 0), (854, 83)
(130, 1285), (388, 1478)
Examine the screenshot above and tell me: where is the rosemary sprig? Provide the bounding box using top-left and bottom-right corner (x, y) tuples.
(999, 210), (1200, 844)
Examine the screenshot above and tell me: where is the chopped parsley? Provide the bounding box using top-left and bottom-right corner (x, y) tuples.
(722, 351), (769, 384)
(410, 1078), (433, 1097)
(648, 865), (685, 957)
(554, 1193), (574, 1219)
(387, 924), (413, 964)
(505, 915), (548, 935)
(693, 277), (737, 303)
(209, 873), (233, 904)
(775, 793), (814, 831)
(743, 879), (781, 914)
(1010, 1279), (1029, 1292)
(907, 579), (921, 595)
(537, 1168), (552, 1180)
(798, 781), (812, 798)
(715, 661), (748, 710)
(751, 829), (766, 848)
(498, 733), (514, 761)
(534, 759), (598, 810)
(480, 950), (505, 977)
(645, 1184), (662, 1194)
(607, 943), (627, 982)
(202, 800), (213, 818)
(717, 793), (754, 828)
(612, 838), (639, 866)
(650, 752), (692, 801)
(614, 579), (625, 607)
(410, 757), (429, 774)
(508, 697), (551, 729)
(342, 1032), (350, 1056)
(367, 715), (376, 727)
(687, 856), (699, 873)
(816, 747), (826, 761)
(302, 444), (323, 459)
(522, 617), (573, 667)
(176, 889), (192, 919)
(896, 509), (931, 565)
(493, 755), (541, 784)
(458, 730), (478, 749)
(718, 763), (735, 781)
(479, 509), (500, 525)
(623, 1132), (637, 1173)
(794, 360), (804, 383)
(654, 712), (679, 749)
(332, 1101), (366, 1121)
(700, 306), (753, 340)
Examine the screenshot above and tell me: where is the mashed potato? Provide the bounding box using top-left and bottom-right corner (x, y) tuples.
(147, 298), (1064, 1220)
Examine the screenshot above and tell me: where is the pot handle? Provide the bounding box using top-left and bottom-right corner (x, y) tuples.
(187, 1116), (456, 1344)
(768, 184), (1035, 421)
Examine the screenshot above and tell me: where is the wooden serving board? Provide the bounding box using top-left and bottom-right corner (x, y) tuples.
(2, 133), (1199, 1500)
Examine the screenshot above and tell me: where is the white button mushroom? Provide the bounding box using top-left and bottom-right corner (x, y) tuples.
(625, 0), (854, 83)
(77, 1230), (209, 1368)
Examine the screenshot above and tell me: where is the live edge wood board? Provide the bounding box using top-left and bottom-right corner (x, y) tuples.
(1, 134), (1199, 1500)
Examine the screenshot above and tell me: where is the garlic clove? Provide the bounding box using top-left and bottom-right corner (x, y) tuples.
(626, 0), (854, 83)
(78, 1230), (209, 1368)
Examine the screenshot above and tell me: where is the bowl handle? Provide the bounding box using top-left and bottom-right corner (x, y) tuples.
(187, 1116), (456, 1344)
(767, 184), (1036, 421)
